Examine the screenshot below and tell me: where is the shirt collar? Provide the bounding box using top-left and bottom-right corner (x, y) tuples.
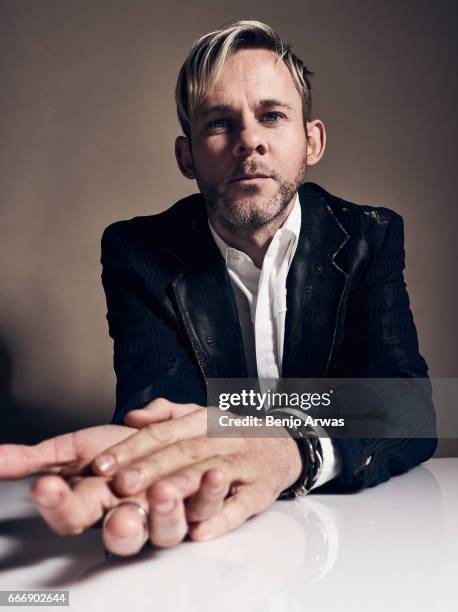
(208, 192), (301, 266)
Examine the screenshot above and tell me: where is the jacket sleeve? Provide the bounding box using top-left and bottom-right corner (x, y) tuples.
(101, 223), (205, 424)
(321, 210), (437, 492)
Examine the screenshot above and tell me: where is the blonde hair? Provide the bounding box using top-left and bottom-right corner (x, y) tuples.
(175, 20), (313, 137)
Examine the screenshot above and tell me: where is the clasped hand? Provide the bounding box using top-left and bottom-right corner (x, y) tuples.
(0, 399), (302, 556)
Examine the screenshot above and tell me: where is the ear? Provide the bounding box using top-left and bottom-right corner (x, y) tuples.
(175, 136), (196, 180)
(305, 119), (326, 166)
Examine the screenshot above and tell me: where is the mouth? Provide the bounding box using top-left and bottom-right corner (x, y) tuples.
(229, 174), (272, 183)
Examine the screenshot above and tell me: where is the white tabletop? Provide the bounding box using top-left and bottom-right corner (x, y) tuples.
(0, 458), (456, 612)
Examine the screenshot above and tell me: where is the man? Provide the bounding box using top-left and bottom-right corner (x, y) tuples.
(0, 20), (436, 557)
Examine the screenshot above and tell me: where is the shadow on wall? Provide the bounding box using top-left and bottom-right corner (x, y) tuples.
(0, 334), (110, 445)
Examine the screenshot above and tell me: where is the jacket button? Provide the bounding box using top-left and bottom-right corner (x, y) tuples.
(312, 262), (324, 274)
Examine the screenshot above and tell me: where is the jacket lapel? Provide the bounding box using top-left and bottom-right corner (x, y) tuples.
(282, 182), (350, 377)
(170, 201), (248, 379)
(168, 182), (349, 381)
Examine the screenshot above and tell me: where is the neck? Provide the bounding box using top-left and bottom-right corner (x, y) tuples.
(207, 196), (296, 269)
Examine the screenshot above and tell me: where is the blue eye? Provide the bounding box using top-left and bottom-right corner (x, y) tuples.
(207, 118), (230, 129)
(206, 111), (285, 131)
(262, 111), (285, 122)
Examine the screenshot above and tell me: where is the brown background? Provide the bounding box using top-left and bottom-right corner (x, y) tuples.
(0, 0), (456, 455)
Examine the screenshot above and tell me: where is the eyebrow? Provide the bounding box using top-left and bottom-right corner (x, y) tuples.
(198, 99), (294, 116)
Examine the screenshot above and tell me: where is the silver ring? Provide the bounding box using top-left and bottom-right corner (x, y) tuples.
(103, 501), (149, 538)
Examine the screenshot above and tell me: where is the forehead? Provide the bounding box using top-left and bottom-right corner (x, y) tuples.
(201, 48), (300, 106)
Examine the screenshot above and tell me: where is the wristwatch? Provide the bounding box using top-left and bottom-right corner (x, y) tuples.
(268, 409), (324, 499)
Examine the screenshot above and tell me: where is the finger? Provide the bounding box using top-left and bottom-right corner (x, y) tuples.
(32, 473), (152, 557)
(188, 485), (266, 542)
(0, 433), (77, 480)
(157, 459), (249, 527)
(124, 398), (203, 428)
(34, 474), (152, 558)
(147, 465), (230, 522)
(92, 408), (207, 477)
(107, 466), (227, 552)
(0, 425), (137, 480)
(111, 436), (239, 496)
(31, 474), (115, 535)
(147, 480), (188, 548)
(184, 469), (229, 523)
(151, 459), (235, 501)
(102, 503), (150, 557)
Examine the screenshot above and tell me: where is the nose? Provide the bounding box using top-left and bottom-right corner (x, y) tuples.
(231, 119), (267, 157)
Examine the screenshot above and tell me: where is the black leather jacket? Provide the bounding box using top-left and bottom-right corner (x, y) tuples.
(101, 181), (437, 492)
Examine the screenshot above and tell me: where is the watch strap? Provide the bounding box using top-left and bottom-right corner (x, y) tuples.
(268, 409), (324, 499)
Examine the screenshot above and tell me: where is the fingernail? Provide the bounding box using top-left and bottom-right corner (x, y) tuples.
(35, 492), (61, 509)
(118, 469), (141, 490)
(154, 500), (176, 514)
(94, 454), (116, 473)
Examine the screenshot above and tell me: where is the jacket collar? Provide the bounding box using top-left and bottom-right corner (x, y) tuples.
(170, 181), (349, 379)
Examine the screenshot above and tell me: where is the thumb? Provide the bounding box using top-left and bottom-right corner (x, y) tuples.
(124, 397), (203, 428)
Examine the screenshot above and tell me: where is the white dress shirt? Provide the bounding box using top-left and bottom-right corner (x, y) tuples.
(208, 193), (341, 490)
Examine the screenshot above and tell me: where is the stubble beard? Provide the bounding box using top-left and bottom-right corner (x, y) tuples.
(197, 156), (308, 232)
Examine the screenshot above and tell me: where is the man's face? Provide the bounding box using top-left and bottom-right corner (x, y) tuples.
(185, 48), (308, 230)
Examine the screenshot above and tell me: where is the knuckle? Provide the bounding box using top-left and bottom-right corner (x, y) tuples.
(142, 455), (162, 479)
(148, 479), (171, 502)
(176, 439), (204, 462)
(113, 436), (141, 461)
(218, 454), (237, 473)
(191, 404), (206, 416)
(178, 467), (197, 484)
(204, 476), (227, 496)
(144, 397), (162, 412)
(145, 423), (175, 446)
(157, 470), (193, 495)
